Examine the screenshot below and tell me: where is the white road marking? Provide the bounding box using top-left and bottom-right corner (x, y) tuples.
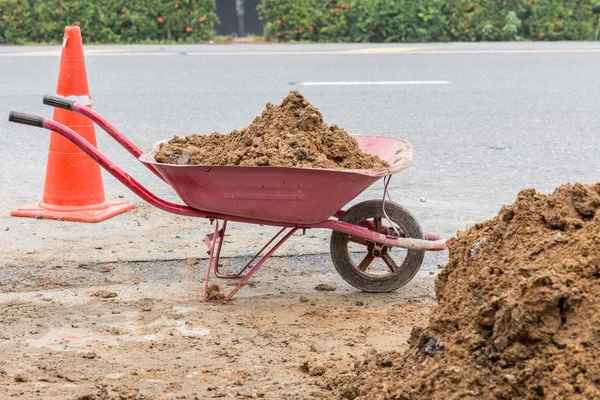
(300, 81), (451, 86)
(335, 47), (424, 54)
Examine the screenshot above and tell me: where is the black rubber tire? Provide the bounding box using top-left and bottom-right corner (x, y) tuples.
(330, 200), (425, 293)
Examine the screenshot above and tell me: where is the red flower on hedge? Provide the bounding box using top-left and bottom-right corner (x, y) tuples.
(18, 19), (22, 23)
(174, 3), (179, 8)
(539, 32), (545, 38)
(13, 9), (18, 13)
(276, 19), (281, 24)
(186, 26), (192, 32)
(121, 13), (127, 18)
(335, 8), (340, 15)
(199, 17), (205, 23)
(157, 17), (164, 23)
(590, 27), (594, 32)
(1, 15), (5, 20)
(308, 25), (313, 31)
(573, 21), (577, 25)
(75, 21), (80, 26)
(527, 1), (531, 6)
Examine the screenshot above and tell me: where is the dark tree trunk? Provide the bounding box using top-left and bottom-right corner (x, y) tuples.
(235, 0), (246, 37)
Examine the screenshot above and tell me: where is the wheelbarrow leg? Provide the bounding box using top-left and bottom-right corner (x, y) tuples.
(203, 222), (298, 301)
(213, 225), (289, 279)
(203, 220), (222, 301)
(224, 227), (298, 300)
(204, 220), (228, 278)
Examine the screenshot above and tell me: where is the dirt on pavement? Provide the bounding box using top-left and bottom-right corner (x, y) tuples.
(0, 254), (436, 399)
(154, 90), (388, 170)
(327, 182), (600, 399)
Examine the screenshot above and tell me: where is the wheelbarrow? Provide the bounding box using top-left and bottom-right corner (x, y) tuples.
(9, 95), (447, 301)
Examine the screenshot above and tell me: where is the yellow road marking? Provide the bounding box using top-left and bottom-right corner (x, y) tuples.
(1, 47), (600, 57)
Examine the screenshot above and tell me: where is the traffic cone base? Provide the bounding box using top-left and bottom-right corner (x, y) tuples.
(11, 200), (135, 223)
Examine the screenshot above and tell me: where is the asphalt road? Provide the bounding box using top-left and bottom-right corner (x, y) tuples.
(1, 42), (599, 238)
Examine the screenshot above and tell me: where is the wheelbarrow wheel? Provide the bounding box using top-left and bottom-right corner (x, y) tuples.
(330, 200), (425, 293)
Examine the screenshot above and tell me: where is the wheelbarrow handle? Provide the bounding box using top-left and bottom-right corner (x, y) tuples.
(7, 111), (206, 218)
(41, 94), (165, 182)
(8, 111), (45, 128)
(42, 95), (75, 111)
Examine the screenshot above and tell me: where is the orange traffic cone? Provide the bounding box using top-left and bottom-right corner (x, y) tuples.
(11, 26), (135, 223)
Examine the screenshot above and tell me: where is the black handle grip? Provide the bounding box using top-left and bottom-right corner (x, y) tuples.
(43, 95), (75, 110)
(8, 112), (45, 128)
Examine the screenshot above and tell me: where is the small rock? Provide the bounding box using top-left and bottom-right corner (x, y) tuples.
(90, 290), (118, 298)
(118, 194), (124, 198)
(14, 374), (28, 382)
(314, 284), (336, 292)
(4, 227), (8, 231)
(100, 265), (111, 273)
(301, 296), (317, 304)
(469, 238), (487, 258)
(295, 147), (309, 160)
(419, 197), (427, 203)
(185, 257), (199, 267)
(82, 352), (97, 359)
(303, 362), (325, 376)
(554, 233), (567, 243)
(94, 246), (103, 250)
(417, 336), (445, 357)
(355, 301), (365, 306)
(299, 361), (310, 373)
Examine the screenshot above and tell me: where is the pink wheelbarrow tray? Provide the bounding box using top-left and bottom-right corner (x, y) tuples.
(9, 95), (447, 301)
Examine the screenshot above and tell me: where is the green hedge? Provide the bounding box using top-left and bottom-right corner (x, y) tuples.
(258, 0), (600, 42)
(0, 0), (218, 44)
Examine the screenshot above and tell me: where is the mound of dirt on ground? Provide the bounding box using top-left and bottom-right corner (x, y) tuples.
(327, 182), (600, 400)
(154, 90), (388, 170)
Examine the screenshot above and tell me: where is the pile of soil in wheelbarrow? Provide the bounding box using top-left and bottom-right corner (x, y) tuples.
(327, 182), (600, 399)
(154, 90), (388, 169)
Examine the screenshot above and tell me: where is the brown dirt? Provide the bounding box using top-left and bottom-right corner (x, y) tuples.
(154, 90), (388, 170)
(0, 250), (437, 399)
(327, 182), (600, 400)
(204, 283), (226, 301)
